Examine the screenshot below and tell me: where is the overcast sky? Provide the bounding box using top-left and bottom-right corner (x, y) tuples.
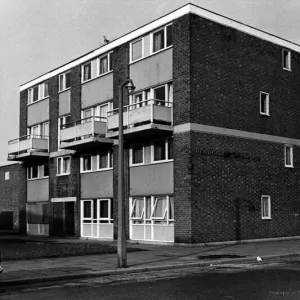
(1, 0), (300, 165)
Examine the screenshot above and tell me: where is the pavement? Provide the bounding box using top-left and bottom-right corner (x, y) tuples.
(1, 236), (300, 287)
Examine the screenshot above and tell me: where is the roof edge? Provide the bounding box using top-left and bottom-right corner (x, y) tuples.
(20, 3), (300, 91)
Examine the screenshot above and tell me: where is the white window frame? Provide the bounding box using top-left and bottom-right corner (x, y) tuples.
(27, 164), (49, 180)
(130, 195), (174, 224)
(129, 82), (173, 108)
(4, 172), (9, 180)
(284, 145), (293, 168)
(81, 155), (93, 172)
(282, 49), (291, 71)
(59, 72), (71, 92)
(130, 144), (145, 166)
(58, 114), (71, 148)
(27, 82), (49, 104)
(130, 37), (144, 63)
(261, 195), (271, 219)
(57, 156), (71, 176)
(98, 53), (110, 76)
(81, 52), (113, 83)
(150, 23), (173, 55)
(82, 61), (92, 82)
(151, 138), (173, 163)
(260, 92), (269, 116)
(97, 150), (113, 170)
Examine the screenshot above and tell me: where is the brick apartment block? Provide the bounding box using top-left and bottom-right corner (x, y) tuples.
(4, 3), (300, 243)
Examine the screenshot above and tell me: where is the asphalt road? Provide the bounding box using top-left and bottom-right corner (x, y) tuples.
(2, 258), (300, 299)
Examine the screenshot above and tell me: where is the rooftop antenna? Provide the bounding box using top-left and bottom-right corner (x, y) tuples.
(104, 36), (110, 44)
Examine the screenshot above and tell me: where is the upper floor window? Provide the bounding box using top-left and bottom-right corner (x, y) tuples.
(59, 115), (71, 130)
(81, 102), (113, 123)
(282, 49), (291, 71)
(81, 52), (113, 83)
(28, 82), (49, 104)
(80, 150), (113, 173)
(130, 24), (172, 63)
(131, 145), (144, 165)
(27, 121), (49, 139)
(129, 82), (173, 109)
(4, 172), (9, 180)
(130, 138), (173, 166)
(152, 138), (173, 162)
(59, 72), (71, 92)
(152, 24), (172, 54)
(27, 163), (49, 180)
(285, 145), (293, 167)
(82, 155), (92, 172)
(131, 38), (143, 62)
(260, 92), (269, 116)
(57, 156), (71, 175)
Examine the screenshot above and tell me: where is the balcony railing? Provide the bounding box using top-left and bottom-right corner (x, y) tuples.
(107, 99), (173, 132)
(8, 134), (49, 157)
(60, 116), (107, 144)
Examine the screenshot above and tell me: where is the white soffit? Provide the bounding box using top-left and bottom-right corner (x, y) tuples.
(20, 3), (300, 91)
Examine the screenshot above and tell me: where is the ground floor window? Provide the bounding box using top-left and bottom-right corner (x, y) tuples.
(130, 195), (174, 242)
(26, 203), (49, 235)
(81, 199), (113, 238)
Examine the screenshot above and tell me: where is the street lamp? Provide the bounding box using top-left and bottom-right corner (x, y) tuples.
(117, 78), (135, 268)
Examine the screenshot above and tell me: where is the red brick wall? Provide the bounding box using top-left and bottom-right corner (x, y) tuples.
(0, 163), (27, 232)
(190, 131), (300, 242)
(189, 14), (300, 139)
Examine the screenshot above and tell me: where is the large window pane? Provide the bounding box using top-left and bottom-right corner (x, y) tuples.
(99, 152), (108, 169)
(166, 24), (173, 47)
(132, 39), (142, 61)
(154, 140), (166, 161)
(83, 155), (91, 171)
(65, 72), (71, 89)
(33, 86), (39, 102)
(168, 138), (173, 159)
(169, 196), (174, 220)
(83, 201), (92, 218)
(83, 63), (91, 81)
(132, 145), (143, 164)
(153, 197), (167, 219)
(132, 198), (144, 219)
(63, 157), (70, 173)
(100, 200), (109, 218)
(99, 56), (108, 74)
(153, 29), (164, 52)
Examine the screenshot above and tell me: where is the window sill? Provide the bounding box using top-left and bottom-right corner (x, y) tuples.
(58, 87), (71, 94)
(262, 217), (272, 220)
(57, 173), (70, 177)
(260, 113), (270, 117)
(285, 165), (294, 168)
(129, 45), (173, 65)
(27, 176), (49, 181)
(283, 67), (291, 72)
(80, 168), (113, 174)
(27, 96), (50, 106)
(81, 70), (113, 85)
(130, 159), (173, 168)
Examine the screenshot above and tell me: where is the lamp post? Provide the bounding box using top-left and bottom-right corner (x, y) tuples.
(117, 78), (135, 268)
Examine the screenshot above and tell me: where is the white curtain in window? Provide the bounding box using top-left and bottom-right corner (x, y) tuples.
(100, 56), (108, 74)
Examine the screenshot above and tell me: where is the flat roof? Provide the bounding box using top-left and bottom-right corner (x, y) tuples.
(20, 2), (300, 91)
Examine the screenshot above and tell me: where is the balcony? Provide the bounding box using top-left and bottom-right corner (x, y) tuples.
(106, 99), (173, 139)
(59, 116), (113, 150)
(8, 135), (49, 162)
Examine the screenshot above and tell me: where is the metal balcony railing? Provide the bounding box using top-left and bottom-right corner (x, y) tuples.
(107, 99), (173, 131)
(8, 134), (49, 157)
(60, 116), (107, 143)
